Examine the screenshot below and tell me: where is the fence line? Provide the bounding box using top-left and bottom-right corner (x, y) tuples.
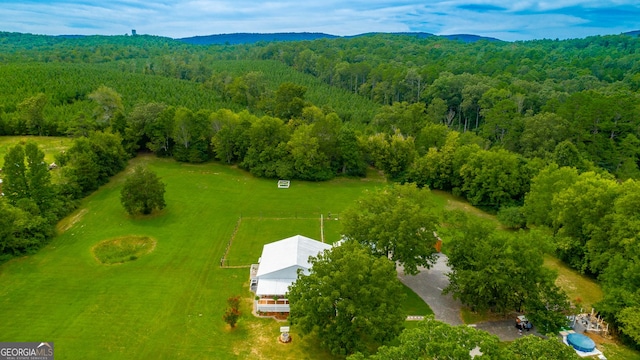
(220, 216), (242, 268)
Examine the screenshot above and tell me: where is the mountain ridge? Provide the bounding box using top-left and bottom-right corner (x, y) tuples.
(176, 31), (503, 45)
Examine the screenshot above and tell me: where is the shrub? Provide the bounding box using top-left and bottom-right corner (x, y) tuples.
(223, 296), (241, 328)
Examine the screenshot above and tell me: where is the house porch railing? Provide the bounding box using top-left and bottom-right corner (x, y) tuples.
(256, 298), (290, 313)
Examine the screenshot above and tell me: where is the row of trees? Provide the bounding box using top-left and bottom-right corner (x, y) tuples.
(369, 88), (640, 180)
(1, 142), (63, 261)
(520, 164), (640, 345)
(0, 132), (130, 262)
(122, 99), (367, 180)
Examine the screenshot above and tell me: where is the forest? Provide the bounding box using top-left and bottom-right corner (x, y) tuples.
(1, 30), (640, 349)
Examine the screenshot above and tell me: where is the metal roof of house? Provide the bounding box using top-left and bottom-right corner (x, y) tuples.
(256, 278), (296, 296)
(256, 235), (330, 277)
(255, 235), (331, 295)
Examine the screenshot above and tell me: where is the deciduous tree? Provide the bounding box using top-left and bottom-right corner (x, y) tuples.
(551, 171), (619, 273)
(2, 142), (54, 212)
(120, 166), (166, 215)
(505, 335), (581, 359)
(286, 124), (332, 180)
(18, 93), (47, 136)
(288, 241), (405, 356)
(443, 213), (566, 317)
(88, 85), (124, 131)
(459, 148), (530, 209)
(342, 183), (440, 275)
(348, 316), (502, 360)
(222, 296), (241, 328)
(523, 164), (579, 227)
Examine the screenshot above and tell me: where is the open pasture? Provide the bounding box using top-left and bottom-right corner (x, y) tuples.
(0, 155), (392, 359)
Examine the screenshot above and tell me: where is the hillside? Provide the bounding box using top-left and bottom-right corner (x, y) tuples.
(177, 32), (338, 45)
(176, 31), (502, 45)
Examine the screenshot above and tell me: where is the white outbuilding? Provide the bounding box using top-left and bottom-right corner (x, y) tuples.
(251, 235), (331, 313)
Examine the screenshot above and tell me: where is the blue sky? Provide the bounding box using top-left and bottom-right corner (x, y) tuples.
(1, 1), (638, 41)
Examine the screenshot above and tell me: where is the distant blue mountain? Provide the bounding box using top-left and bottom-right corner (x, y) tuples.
(177, 32), (503, 45)
(343, 32), (435, 39)
(177, 32), (338, 45)
(346, 32), (501, 43)
(623, 30), (640, 37)
(441, 34), (502, 43)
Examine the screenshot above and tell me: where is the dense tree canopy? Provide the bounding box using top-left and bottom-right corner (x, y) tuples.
(341, 183), (440, 275)
(348, 316), (502, 360)
(442, 212), (569, 333)
(0, 142), (73, 261)
(287, 241), (406, 356)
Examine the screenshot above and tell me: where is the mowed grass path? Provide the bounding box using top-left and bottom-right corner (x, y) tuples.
(0, 155), (391, 359)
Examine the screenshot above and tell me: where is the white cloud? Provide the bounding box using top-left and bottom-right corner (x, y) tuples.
(0, 0), (638, 40)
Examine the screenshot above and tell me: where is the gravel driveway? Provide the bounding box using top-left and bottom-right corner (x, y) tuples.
(398, 253), (464, 326)
(399, 253), (527, 341)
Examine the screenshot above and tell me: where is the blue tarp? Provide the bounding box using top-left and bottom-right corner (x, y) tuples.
(567, 333), (596, 352)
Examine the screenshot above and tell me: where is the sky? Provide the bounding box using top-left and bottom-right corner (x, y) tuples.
(1, 1), (639, 42)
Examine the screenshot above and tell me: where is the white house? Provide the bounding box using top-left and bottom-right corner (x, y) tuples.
(251, 235), (331, 313)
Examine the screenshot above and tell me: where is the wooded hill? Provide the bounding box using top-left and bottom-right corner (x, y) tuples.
(175, 31), (501, 45)
(1, 30), (640, 347)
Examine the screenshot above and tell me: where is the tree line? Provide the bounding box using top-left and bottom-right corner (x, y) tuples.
(1, 132), (129, 261)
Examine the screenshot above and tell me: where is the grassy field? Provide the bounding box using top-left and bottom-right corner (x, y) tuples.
(228, 218), (322, 265)
(543, 255), (603, 311)
(0, 154), (433, 359)
(402, 285), (434, 316)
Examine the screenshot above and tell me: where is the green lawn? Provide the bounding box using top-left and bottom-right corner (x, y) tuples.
(226, 215), (345, 267)
(402, 284), (434, 316)
(1, 155), (429, 359)
(543, 255), (603, 311)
